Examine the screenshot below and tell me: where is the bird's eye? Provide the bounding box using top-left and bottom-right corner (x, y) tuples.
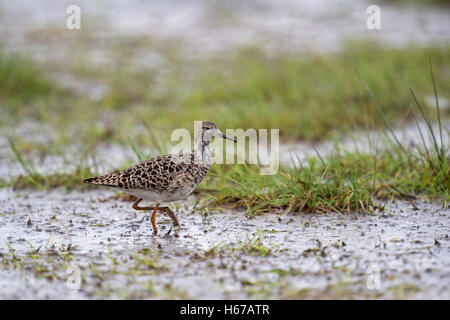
(205, 127), (210, 130)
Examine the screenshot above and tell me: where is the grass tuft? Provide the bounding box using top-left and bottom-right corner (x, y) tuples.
(199, 76), (449, 214)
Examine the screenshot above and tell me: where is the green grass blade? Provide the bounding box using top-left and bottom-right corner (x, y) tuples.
(7, 137), (34, 176)
(127, 137), (145, 162)
(354, 68), (407, 154)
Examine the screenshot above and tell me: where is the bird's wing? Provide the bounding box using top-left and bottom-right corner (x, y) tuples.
(84, 153), (194, 191)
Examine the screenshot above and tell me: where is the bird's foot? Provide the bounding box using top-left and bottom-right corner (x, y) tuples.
(173, 225), (180, 238)
(163, 225), (179, 238)
(163, 226), (172, 238)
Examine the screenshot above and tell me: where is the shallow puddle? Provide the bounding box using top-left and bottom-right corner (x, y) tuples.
(0, 188), (448, 299)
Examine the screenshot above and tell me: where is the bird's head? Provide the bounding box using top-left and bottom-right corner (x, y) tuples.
(197, 121), (237, 144)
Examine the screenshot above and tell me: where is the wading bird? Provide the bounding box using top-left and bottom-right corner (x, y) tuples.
(84, 121), (236, 236)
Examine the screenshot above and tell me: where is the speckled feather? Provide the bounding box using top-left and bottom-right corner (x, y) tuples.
(84, 152), (209, 194)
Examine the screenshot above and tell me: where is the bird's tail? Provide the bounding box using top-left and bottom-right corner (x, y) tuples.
(83, 176), (102, 184)
(84, 173), (120, 187)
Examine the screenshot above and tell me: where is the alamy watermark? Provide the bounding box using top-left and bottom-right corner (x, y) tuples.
(170, 121), (279, 175)
(366, 264), (381, 290)
(66, 5), (81, 30)
(66, 264), (82, 290)
(366, 5), (381, 30)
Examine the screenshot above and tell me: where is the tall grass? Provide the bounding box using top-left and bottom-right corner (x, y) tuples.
(4, 138), (96, 191)
(198, 70), (449, 213)
(2, 42), (449, 148)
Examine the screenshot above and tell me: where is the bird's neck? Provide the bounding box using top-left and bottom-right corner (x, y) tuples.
(193, 138), (212, 166)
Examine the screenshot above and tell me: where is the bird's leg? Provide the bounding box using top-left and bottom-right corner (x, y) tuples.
(150, 204), (159, 235)
(131, 198), (143, 210)
(160, 207), (180, 237)
(131, 199), (159, 235)
(132, 198), (156, 210)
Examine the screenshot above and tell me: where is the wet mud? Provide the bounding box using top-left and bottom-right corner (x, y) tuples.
(0, 188), (448, 299)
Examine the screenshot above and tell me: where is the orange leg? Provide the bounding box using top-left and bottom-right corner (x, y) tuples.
(132, 198), (156, 210)
(150, 204), (159, 235)
(132, 199), (160, 235)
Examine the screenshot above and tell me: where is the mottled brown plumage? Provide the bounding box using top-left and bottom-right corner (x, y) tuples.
(84, 121), (236, 236)
(84, 153), (209, 194)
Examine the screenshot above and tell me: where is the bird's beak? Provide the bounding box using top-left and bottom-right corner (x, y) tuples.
(222, 133), (237, 143)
